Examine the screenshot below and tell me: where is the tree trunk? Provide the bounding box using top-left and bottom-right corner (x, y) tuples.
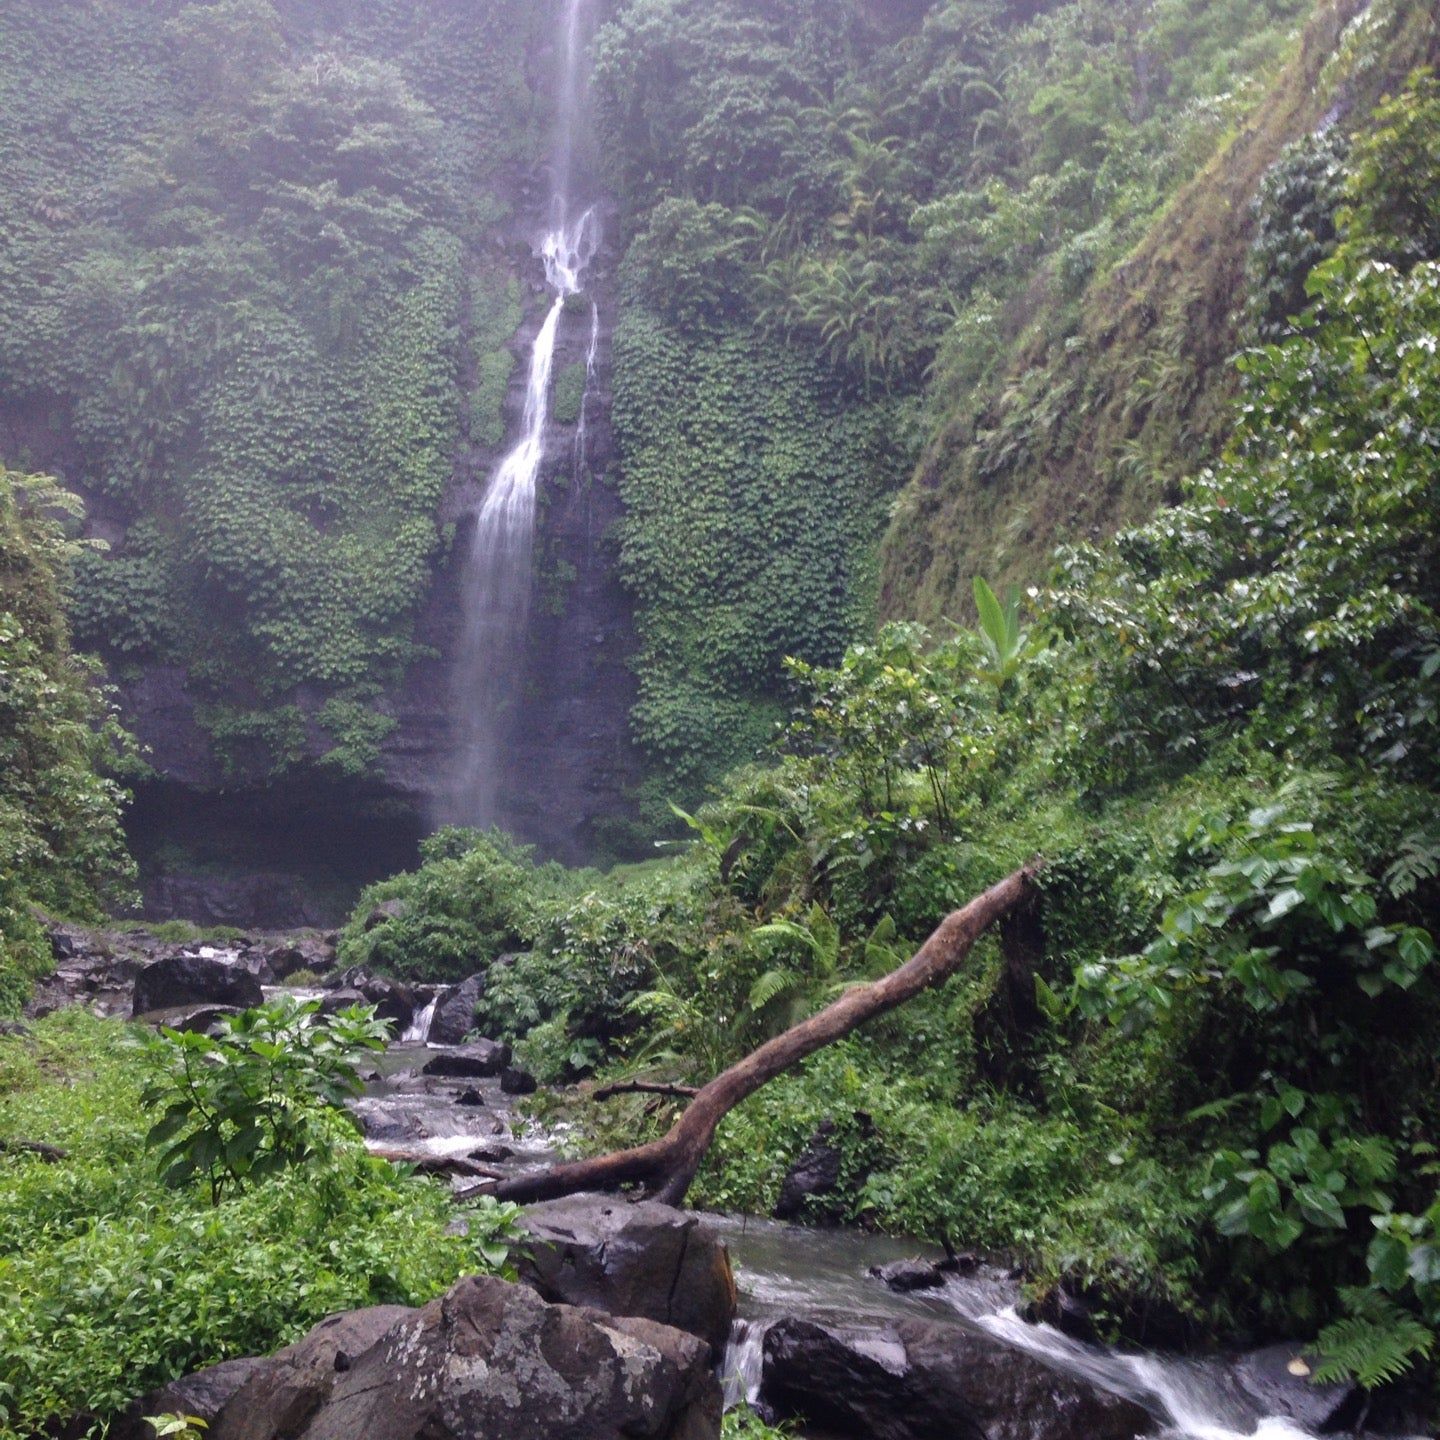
(460, 865), (1038, 1209)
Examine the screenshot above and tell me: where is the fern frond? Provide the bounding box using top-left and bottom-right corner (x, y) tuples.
(1314, 1293), (1434, 1388)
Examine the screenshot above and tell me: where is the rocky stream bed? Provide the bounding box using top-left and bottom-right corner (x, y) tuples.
(15, 923), (1434, 1440)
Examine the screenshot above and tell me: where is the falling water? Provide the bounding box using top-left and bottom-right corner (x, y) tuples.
(443, 0), (599, 826)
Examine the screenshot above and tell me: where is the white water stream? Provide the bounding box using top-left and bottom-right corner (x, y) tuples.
(711, 1216), (1426, 1440)
(444, 0), (599, 826)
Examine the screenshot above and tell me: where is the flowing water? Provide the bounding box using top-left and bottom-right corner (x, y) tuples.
(443, 0), (600, 827)
(710, 1217), (1424, 1440)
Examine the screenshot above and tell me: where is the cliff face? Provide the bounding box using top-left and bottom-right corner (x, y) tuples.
(385, 193), (642, 870)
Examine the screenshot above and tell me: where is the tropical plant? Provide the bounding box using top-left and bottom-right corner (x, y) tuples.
(142, 999), (392, 1204)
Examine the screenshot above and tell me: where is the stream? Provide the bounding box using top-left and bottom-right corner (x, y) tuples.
(350, 1026), (1427, 1440)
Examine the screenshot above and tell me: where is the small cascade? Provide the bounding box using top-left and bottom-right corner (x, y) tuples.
(441, 0), (601, 828)
(719, 1319), (767, 1410)
(400, 996), (438, 1046)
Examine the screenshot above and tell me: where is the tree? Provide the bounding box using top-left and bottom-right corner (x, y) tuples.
(465, 865), (1037, 1207)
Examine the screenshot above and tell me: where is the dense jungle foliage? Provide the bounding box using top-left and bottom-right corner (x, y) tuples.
(0, 468), (135, 1012)
(0, 0), (541, 777)
(349, 68), (1440, 1400)
(1, 0), (1439, 1427)
(0, 1008), (523, 1436)
(593, 0), (1438, 807)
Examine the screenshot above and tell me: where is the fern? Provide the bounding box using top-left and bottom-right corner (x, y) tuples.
(1314, 1290), (1435, 1388)
(1384, 824), (1440, 899)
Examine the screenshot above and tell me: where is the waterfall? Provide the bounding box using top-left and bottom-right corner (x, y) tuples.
(443, 0), (599, 827)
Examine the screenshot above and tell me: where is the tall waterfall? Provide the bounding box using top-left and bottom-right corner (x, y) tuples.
(443, 0), (599, 827)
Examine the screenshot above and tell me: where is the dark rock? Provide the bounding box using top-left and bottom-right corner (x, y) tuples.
(320, 976), (415, 1034)
(500, 1065), (537, 1095)
(156, 1004), (243, 1035)
(1231, 1344), (1364, 1434)
(869, 1259), (946, 1293)
(209, 1277), (720, 1440)
(1024, 1281), (1101, 1344)
(428, 973), (486, 1046)
(133, 955), (264, 1017)
(421, 1039), (512, 1079)
(774, 1120), (844, 1221)
(468, 1142), (512, 1162)
(363, 899), (407, 932)
(519, 1195), (736, 1356)
(112, 1358), (265, 1440)
(456, 1087), (486, 1107)
(0, 1020), (32, 1038)
(261, 934), (334, 981)
(761, 1316), (1155, 1440)
(207, 1305), (412, 1440)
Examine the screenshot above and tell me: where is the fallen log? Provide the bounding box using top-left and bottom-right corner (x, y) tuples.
(460, 865), (1038, 1208)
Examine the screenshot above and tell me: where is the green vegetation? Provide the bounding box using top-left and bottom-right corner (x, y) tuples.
(0, 468), (137, 1013)
(0, 0), (541, 777)
(355, 74), (1440, 1397)
(0, 1010), (522, 1437)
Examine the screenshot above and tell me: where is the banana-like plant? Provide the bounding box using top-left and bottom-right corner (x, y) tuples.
(973, 575), (1030, 693)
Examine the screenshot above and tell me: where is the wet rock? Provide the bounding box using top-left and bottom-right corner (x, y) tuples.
(319, 975), (415, 1034)
(500, 1065), (537, 1095)
(869, 1259), (946, 1293)
(456, 1087), (486, 1107)
(428, 973), (486, 1046)
(761, 1315), (1155, 1440)
(519, 1195), (737, 1357)
(1231, 1344), (1363, 1434)
(133, 955), (264, 1016)
(774, 1119), (849, 1221)
(260, 934), (334, 981)
(207, 1305), (413, 1440)
(111, 1358), (265, 1440)
(208, 1277), (720, 1440)
(421, 1039), (512, 1079)
(154, 1003), (243, 1035)
(1023, 1280), (1101, 1344)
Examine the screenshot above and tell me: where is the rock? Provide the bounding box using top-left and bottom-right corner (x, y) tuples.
(456, 1087), (486, 1107)
(1023, 1280), (1101, 1343)
(774, 1119), (845, 1221)
(207, 1305), (413, 1440)
(133, 955), (264, 1017)
(152, 1003), (243, 1035)
(260, 934), (334, 981)
(111, 1358), (265, 1440)
(208, 1277), (720, 1440)
(1231, 1344), (1363, 1433)
(869, 1258), (946, 1293)
(428, 973), (486, 1046)
(363, 899), (407, 932)
(421, 1039), (512, 1079)
(319, 976), (415, 1034)
(0, 1020), (32, 1038)
(500, 1065), (537, 1095)
(519, 1195), (737, 1357)
(761, 1316), (1155, 1440)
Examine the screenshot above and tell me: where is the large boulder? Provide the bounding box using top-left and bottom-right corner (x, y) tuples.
(259, 933), (334, 982)
(110, 1358), (265, 1440)
(208, 1306), (413, 1440)
(518, 1196), (737, 1356)
(1230, 1344), (1363, 1434)
(208, 1277), (720, 1440)
(429, 973), (487, 1046)
(133, 955), (264, 1017)
(761, 1316), (1155, 1440)
(774, 1118), (863, 1222)
(421, 1039), (511, 1078)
